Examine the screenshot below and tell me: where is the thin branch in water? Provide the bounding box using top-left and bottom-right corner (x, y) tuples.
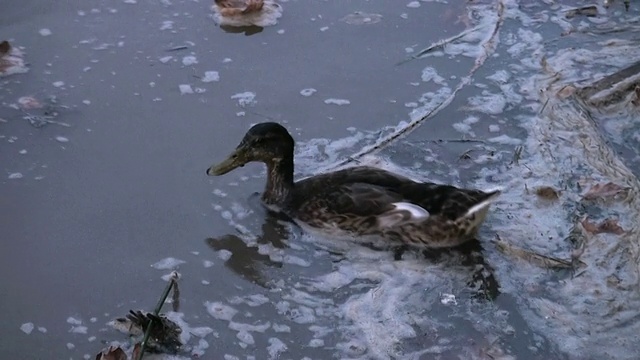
(396, 24), (487, 66)
(328, 0), (506, 171)
(136, 271), (179, 360)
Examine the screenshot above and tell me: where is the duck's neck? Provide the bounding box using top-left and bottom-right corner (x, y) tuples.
(262, 155), (294, 207)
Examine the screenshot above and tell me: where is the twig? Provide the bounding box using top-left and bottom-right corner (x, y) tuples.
(396, 24), (488, 66)
(137, 271), (179, 360)
(325, 0), (506, 171)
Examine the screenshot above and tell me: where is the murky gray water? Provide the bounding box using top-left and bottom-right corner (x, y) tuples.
(2, 0), (640, 359)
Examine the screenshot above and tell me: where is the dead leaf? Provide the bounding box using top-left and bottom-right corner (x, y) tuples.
(535, 186), (559, 200)
(556, 85), (576, 99)
(581, 217), (625, 235)
(132, 343), (141, 360)
(96, 346), (127, 360)
(582, 182), (628, 200)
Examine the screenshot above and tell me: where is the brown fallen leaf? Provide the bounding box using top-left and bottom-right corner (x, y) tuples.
(96, 346), (127, 360)
(535, 186), (559, 200)
(581, 217), (625, 235)
(582, 182), (628, 200)
(556, 85), (576, 99)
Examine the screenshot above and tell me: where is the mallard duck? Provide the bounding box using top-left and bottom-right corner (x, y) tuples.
(211, 0), (283, 27)
(0, 41), (28, 77)
(206, 122), (501, 249)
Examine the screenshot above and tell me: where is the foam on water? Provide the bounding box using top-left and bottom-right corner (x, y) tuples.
(151, 257), (186, 270)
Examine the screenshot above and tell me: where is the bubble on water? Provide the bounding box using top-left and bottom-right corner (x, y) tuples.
(8, 173), (23, 179)
(406, 1), (420, 8)
(488, 134), (522, 145)
(53, 81), (65, 88)
(55, 136), (69, 143)
(320, 26), (329, 31)
(489, 124), (501, 132)
(66, 317), (82, 325)
(231, 92), (256, 107)
(324, 98), (350, 106)
(66, 343), (75, 350)
(202, 71), (220, 83)
(309, 338), (324, 347)
(467, 91), (507, 114)
(160, 20), (174, 30)
(205, 301), (238, 321)
(179, 84), (194, 95)
(37, 327), (47, 333)
(182, 56), (198, 66)
(20, 323), (34, 334)
(300, 88), (316, 97)
(267, 338), (287, 358)
(39, 28), (52, 36)
(159, 56), (173, 63)
(272, 323), (290, 333)
(151, 257), (186, 270)
(70, 325), (88, 334)
(421, 67), (447, 85)
(203, 260), (214, 268)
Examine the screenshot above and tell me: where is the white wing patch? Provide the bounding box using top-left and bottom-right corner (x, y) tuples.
(378, 202), (430, 228)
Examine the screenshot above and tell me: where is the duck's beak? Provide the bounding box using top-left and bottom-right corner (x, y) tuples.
(206, 148), (246, 176)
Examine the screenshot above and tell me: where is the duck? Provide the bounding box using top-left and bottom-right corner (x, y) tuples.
(0, 41), (28, 77)
(206, 122), (501, 250)
(211, 0), (283, 27)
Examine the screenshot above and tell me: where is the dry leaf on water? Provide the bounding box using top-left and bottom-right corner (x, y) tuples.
(96, 346), (127, 360)
(535, 186), (559, 200)
(581, 217), (625, 235)
(582, 182), (628, 200)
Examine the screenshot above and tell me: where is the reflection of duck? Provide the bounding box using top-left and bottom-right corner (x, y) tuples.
(212, 0), (283, 27)
(206, 122), (501, 250)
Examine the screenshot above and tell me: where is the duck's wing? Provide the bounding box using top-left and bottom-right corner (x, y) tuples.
(295, 182), (430, 228)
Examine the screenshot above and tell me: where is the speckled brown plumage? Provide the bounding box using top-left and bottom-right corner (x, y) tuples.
(207, 122), (501, 249)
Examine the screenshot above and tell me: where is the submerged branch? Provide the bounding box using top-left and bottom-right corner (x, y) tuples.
(136, 271), (180, 360)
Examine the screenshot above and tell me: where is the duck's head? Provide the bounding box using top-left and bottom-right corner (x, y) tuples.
(207, 122), (294, 176)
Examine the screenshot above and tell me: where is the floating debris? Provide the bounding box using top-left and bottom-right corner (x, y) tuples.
(341, 12), (383, 25)
(581, 217), (625, 235)
(535, 186), (560, 200)
(95, 346), (128, 360)
(564, 5), (599, 19)
(212, 0), (283, 27)
(582, 182), (629, 201)
(111, 310), (182, 354)
(493, 235), (575, 269)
